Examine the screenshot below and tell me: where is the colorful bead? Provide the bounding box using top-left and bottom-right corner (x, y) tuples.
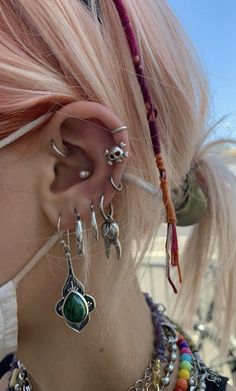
(180, 353), (192, 362)
(178, 369), (191, 380)
(180, 360), (192, 371)
(176, 378), (188, 391)
(180, 347), (192, 355)
(179, 341), (189, 349)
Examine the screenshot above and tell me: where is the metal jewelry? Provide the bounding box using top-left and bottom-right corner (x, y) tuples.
(55, 216), (96, 333)
(110, 125), (128, 134)
(100, 194), (122, 260)
(105, 141), (128, 166)
(79, 170), (92, 180)
(75, 209), (84, 257)
(110, 176), (123, 192)
(50, 139), (69, 159)
(9, 359), (33, 391)
(90, 203), (99, 241)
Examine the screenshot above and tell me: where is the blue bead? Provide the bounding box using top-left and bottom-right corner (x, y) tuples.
(180, 353), (192, 363)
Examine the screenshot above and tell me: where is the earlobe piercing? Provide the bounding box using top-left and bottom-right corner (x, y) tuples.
(110, 125), (128, 134)
(75, 209), (84, 257)
(79, 170), (92, 180)
(105, 142), (128, 166)
(110, 176), (123, 192)
(50, 139), (69, 159)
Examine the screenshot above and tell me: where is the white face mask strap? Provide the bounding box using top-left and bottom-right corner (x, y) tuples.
(0, 112), (52, 150)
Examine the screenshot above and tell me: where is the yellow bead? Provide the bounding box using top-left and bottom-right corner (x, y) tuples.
(178, 368), (190, 380)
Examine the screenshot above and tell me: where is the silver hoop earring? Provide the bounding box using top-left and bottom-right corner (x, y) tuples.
(55, 215), (96, 333)
(90, 204), (99, 241)
(75, 209), (84, 257)
(105, 142), (128, 166)
(110, 176), (123, 192)
(100, 194), (122, 260)
(110, 125), (128, 134)
(50, 139), (69, 158)
(79, 170), (92, 180)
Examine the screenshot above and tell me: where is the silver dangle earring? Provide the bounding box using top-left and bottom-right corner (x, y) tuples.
(55, 216), (96, 333)
(50, 139), (69, 158)
(90, 204), (99, 241)
(75, 209), (84, 257)
(105, 142), (128, 166)
(100, 194), (122, 260)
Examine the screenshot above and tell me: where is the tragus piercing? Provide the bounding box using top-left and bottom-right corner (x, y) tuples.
(110, 125), (128, 134)
(50, 139), (69, 159)
(56, 215), (96, 333)
(100, 194), (122, 260)
(110, 176), (123, 192)
(74, 209), (84, 257)
(79, 170), (92, 180)
(105, 141), (128, 166)
(90, 204), (99, 241)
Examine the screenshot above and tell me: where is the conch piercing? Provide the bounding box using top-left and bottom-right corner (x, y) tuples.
(100, 194), (122, 260)
(75, 209), (84, 257)
(50, 139), (69, 158)
(55, 216), (96, 333)
(105, 141), (128, 166)
(79, 170), (92, 180)
(90, 204), (99, 241)
(110, 125), (128, 134)
(110, 176), (123, 192)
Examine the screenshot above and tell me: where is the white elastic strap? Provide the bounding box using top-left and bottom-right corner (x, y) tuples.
(0, 112), (52, 150)
(12, 232), (59, 288)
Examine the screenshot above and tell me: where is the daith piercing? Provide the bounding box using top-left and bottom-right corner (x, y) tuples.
(105, 141), (128, 166)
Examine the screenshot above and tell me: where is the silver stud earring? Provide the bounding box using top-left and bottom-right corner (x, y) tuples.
(75, 209), (84, 257)
(79, 170), (92, 180)
(110, 176), (123, 192)
(100, 194), (122, 260)
(55, 215), (96, 333)
(90, 204), (99, 241)
(105, 142), (128, 166)
(50, 139), (69, 159)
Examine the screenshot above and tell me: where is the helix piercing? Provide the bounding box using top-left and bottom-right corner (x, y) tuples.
(74, 208), (84, 257)
(90, 204), (99, 241)
(105, 141), (128, 166)
(50, 139), (69, 159)
(110, 125), (128, 134)
(110, 176), (123, 192)
(79, 170), (92, 180)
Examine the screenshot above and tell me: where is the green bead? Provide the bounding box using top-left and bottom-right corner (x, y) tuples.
(63, 291), (88, 323)
(180, 360), (192, 371)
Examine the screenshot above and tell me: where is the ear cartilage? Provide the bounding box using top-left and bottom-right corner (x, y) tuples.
(105, 142), (128, 166)
(50, 139), (69, 159)
(79, 170), (92, 180)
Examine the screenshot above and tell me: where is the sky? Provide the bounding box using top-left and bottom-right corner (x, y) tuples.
(167, 0), (236, 137)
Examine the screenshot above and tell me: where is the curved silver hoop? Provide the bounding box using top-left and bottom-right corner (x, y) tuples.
(110, 176), (123, 192)
(51, 139), (69, 159)
(110, 125), (128, 134)
(57, 215), (70, 248)
(100, 194), (114, 221)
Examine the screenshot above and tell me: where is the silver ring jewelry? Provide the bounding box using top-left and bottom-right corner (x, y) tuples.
(110, 176), (123, 192)
(100, 194), (114, 221)
(90, 204), (99, 241)
(51, 139), (69, 159)
(110, 125), (128, 134)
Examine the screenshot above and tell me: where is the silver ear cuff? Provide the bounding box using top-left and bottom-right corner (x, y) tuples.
(75, 209), (84, 257)
(110, 176), (123, 192)
(50, 139), (69, 159)
(110, 125), (128, 134)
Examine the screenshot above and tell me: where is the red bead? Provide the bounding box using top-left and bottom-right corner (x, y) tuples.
(178, 335), (185, 343)
(174, 388), (183, 391)
(176, 378), (188, 391)
(180, 347), (192, 355)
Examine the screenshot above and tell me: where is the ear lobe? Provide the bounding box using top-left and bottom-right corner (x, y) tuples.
(38, 101), (129, 230)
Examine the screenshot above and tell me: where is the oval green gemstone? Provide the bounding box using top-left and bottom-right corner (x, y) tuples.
(63, 291), (88, 323)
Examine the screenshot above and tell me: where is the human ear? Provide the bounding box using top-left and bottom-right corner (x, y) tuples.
(38, 101), (129, 230)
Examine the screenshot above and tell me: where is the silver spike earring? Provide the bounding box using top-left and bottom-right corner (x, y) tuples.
(50, 139), (69, 158)
(90, 204), (99, 241)
(55, 216), (96, 332)
(75, 209), (84, 257)
(100, 194), (122, 260)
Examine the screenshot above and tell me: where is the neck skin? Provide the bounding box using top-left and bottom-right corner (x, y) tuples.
(16, 238), (156, 391)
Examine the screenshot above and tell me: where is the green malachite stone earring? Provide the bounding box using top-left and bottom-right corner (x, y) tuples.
(56, 216), (96, 332)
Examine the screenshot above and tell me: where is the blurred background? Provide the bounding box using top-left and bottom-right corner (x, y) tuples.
(138, 0), (236, 384)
